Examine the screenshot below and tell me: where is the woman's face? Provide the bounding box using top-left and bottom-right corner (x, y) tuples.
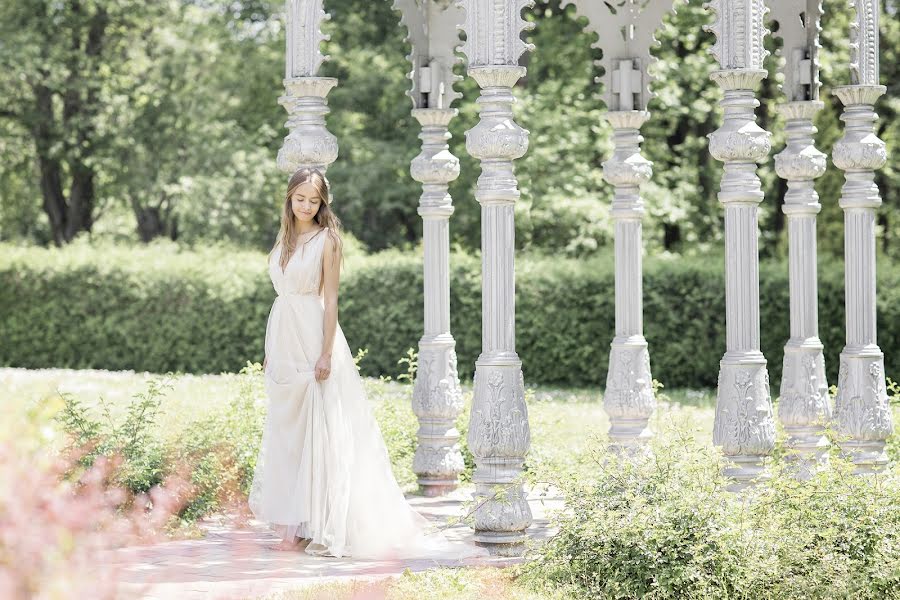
(290, 181), (323, 224)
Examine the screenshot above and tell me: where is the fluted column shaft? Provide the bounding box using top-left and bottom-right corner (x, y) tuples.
(832, 84), (894, 472)
(709, 69), (776, 491)
(774, 101), (830, 475)
(410, 108), (465, 495)
(464, 65), (532, 556)
(602, 111), (655, 451)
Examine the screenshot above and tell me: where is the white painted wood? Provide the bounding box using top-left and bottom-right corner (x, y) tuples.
(395, 1), (468, 496)
(458, 0), (534, 557)
(393, 0), (465, 109)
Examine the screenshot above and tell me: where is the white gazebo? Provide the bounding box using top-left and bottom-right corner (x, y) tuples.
(276, 0), (893, 556)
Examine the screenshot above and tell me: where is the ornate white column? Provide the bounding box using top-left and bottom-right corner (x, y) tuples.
(395, 0), (467, 496)
(705, 0), (776, 490)
(603, 111), (655, 451)
(276, 1), (338, 174)
(410, 108), (465, 495)
(831, 0), (893, 472)
(563, 0), (677, 452)
(459, 0), (534, 556)
(768, 0), (830, 476)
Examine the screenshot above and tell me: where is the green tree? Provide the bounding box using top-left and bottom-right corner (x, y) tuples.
(0, 0), (169, 244)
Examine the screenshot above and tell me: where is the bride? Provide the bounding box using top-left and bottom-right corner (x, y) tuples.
(249, 168), (485, 560)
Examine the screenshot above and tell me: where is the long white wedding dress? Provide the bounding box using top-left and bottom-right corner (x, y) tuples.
(249, 228), (485, 560)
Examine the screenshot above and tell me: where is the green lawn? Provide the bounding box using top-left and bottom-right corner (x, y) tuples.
(0, 366), (717, 487)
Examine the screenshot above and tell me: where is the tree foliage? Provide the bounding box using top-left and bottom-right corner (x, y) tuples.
(0, 0), (897, 257)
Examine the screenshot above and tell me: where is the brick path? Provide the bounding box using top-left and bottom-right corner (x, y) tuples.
(106, 488), (562, 599)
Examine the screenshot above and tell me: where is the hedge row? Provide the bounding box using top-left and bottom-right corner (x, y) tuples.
(2, 241), (899, 390)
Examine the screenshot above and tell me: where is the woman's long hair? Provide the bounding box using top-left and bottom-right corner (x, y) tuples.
(269, 168), (344, 272)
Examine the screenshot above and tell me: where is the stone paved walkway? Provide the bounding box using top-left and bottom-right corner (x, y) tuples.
(106, 487), (563, 600)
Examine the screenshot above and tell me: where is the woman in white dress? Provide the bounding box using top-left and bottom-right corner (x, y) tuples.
(249, 168), (485, 560)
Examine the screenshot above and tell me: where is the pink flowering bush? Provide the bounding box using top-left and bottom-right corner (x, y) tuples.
(0, 442), (188, 599)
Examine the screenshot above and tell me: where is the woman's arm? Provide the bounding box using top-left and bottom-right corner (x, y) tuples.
(316, 230), (342, 381)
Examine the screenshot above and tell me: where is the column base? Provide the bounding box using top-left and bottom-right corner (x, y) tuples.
(413, 336), (464, 495)
(714, 354), (776, 491)
(782, 425), (830, 480)
(605, 339), (655, 452)
(779, 341), (830, 478)
(837, 440), (889, 474)
(467, 359), (532, 552)
(416, 479), (459, 498)
(470, 479), (531, 557)
(834, 349), (894, 474)
(722, 455), (770, 492)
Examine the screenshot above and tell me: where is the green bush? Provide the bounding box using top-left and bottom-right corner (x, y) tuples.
(523, 432), (900, 599)
(2, 241), (899, 390)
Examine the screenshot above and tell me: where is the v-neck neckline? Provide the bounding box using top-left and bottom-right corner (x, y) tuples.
(277, 228), (325, 275)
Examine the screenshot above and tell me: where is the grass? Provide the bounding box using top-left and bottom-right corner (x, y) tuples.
(251, 567), (570, 600)
(2, 366), (898, 600)
(0, 366), (717, 488)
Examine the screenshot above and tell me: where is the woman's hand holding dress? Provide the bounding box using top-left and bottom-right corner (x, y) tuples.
(315, 354), (331, 381)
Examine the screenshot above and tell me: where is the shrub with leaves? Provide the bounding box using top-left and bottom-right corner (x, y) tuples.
(56, 377), (171, 493)
(524, 428), (900, 600)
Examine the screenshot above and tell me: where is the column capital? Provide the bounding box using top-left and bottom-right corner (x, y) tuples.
(276, 77), (339, 174)
(709, 68), (767, 91)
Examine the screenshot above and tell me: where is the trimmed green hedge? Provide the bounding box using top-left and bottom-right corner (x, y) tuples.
(1, 241), (898, 389)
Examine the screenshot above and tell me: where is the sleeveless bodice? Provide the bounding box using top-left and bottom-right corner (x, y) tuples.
(268, 228), (328, 297)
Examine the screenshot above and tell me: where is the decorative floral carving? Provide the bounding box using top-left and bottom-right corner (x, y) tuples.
(472, 485), (532, 533)
(413, 444), (465, 478)
(713, 366), (776, 457)
(832, 138), (888, 172)
(834, 357), (894, 441)
(468, 369), (530, 459)
(779, 350), (830, 426)
(605, 346), (655, 421)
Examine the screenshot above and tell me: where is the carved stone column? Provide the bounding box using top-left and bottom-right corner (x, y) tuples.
(708, 69), (776, 490)
(775, 101), (830, 475)
(830, 0), (893, 474)
(464, 65), (532, 556)
(410, 108), (465, 495)
(603, 111), (655, 451)
(277, 1), (337, 175)
(832, 85), (893, 472)
(394, 0), (467, 496)
(767, 0), (829, 477)
(705, 0), (775, 491)
(458, 0), (535, 556)
(562, 0), (676, 453)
